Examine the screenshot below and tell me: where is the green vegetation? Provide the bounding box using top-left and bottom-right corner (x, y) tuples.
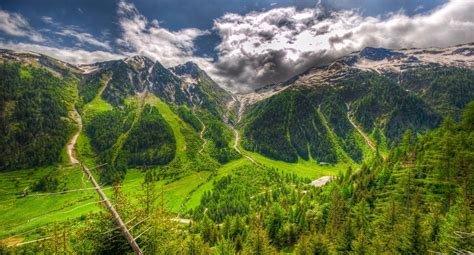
(176, 106), (203, 131)
(78, 72), (110, 106)
(1, 53), (473, 254)
(0, 63), (75, 171)
(6, 101), (471, 253)
(241, 89), (360, 164)
(400, 67), (474, 118)
(122, 104), (176, 167)
(241, 68), (472, 164)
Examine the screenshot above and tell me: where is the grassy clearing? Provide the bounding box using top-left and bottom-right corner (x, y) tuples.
(82, 96), (112, 117)
(145, 95), (186, 157)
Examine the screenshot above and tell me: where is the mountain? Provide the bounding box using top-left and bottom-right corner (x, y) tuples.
(0, 50), (238, 180)
(170, 61), (234, 119)
(0, 44), (473, 254)
(238, 44), (474, 164)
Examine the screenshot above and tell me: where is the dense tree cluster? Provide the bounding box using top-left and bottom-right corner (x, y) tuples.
(5, 102), (472, 254)
(78, 73), (109, 106)
(187, 102), (473, 254)
(200, 111), (240, 164)
(242, 67), (472, 164)
(122, 105), (176, 167)
(176, 106), (203, 132)
(0, 63), (75, 171)
(85, 104), (176, 184)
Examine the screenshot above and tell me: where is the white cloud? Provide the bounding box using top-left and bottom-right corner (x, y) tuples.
(0, 41), (124, 64)
(212, 0), (474, 92)
(116, 0), (210, 67)
(0, 9), (44, 42)
(56, 29), (111, 50)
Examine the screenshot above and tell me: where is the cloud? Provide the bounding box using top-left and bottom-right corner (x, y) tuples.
(0, 41), (124, 64)
(212, 0), (474, 92)
(116, 0), (210, 67)
(41, 16), (54, 25)
(56, 28), (111, 50)
(0, 9), (44, 42)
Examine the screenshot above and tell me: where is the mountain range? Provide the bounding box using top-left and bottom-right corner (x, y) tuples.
(0, 43), (473, 253)
(1, 43), (473, 174)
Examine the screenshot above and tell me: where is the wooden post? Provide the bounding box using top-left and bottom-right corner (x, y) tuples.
(81, 164), (143, 255)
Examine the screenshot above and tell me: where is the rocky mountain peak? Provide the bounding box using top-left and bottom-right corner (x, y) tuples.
(170, 61), (204, 79)
(123, 55), (155, 70)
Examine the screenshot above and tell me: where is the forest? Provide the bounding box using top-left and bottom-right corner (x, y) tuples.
(0, 63), (75, 171)
(3, 100), (472, 254)
(241, 67), (474, 164)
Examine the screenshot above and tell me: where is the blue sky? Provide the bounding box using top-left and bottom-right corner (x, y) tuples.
(1, 0), (473, 92)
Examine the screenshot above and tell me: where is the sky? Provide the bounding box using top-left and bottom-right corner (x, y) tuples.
(1, 0), (473, 93)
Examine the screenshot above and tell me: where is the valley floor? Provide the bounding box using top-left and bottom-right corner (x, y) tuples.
(0, 94), (352, 246)
(0, 147), (349, 243)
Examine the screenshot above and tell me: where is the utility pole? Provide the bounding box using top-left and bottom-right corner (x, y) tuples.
(80, 163), (143, 255)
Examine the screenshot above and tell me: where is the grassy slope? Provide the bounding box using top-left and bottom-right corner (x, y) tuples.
(0, 92), (353, 241)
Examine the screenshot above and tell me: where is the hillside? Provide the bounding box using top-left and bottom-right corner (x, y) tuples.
(0, 44), (472, 253)
(239, 44), (474, 164)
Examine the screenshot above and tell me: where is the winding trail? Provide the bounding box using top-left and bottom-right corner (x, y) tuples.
(67, 108), (82, 165)
(345, 103), (376, 151)
(67, 77), (111, 165)
(227, 100), (256, 164)
(66, 93), (143, 254)
(193, 107), (207, 154)
(232, 129), (256, 163)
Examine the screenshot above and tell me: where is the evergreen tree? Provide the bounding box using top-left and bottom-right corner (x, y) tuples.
(399, 212), (427, 255)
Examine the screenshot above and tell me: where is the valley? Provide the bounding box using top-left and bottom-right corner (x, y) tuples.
(0, 43), (473, 254)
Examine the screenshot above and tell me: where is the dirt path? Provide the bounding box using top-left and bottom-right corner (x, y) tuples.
(345, 103), (376, 151)
(67, 108), (82, 165)
(68, 77), (112, 165)
(230, 103), (256, 164)
(193, 107), (207, 154)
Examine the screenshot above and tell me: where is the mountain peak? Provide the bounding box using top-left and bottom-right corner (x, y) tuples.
(124, 55), (155, 68)
(170, 61), (204, 78)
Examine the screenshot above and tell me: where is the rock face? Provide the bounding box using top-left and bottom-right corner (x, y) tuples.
(80, 56), (187, 105)
(74, 57), (234, 118)
(170, 61), (234, 117)
(359, 47), (406, 61)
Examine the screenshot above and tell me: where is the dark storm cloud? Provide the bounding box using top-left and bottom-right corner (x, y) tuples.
(211, 0), (474, 93)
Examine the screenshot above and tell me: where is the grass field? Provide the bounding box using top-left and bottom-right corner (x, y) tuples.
(0, 92), (354, 242)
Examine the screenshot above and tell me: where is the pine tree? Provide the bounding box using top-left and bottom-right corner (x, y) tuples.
(399, 211), (427, 255)
(336, 218), (354, 254)
(139, 171), (158, 215)
(373, 199), (400, 253)
(215, 238), (236, 255)
(244, 218), (274, 255)
(327, 187), (346, 239)
(295, 233), (329, 255)
(265, 203), (285, 244)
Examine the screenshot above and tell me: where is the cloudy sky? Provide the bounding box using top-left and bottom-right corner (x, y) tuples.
(1, 0), (473, 92)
